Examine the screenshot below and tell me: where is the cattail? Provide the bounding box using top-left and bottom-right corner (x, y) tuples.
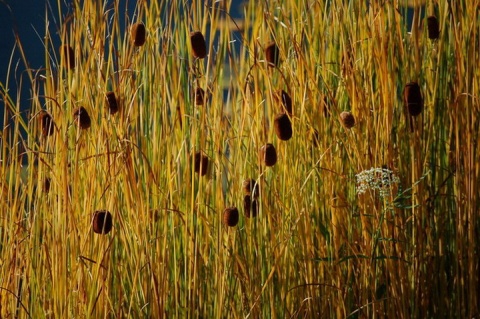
(131, 22), (146, 46)
(404, 82), (423, 116)
(243, 195), (258, 218)
(39, 111), (55, 136)
(260, 143), (277, 167)
(223, 207), (239, 227)
(43, 178), (51, 193)
(106, 91), (119, 114)
(60, 45), (75, 69)
(265, 42), (280, 67)
(242, 178), (260, 199)
(92, 210), (113, 234)
(276, 90), (292, 115)
(340, 111), (355, 129)
(195, 87), (205, 105)
(274, 113), (293, 141)
(194, 151), (209, 176)
(73, 107), (91, 129)
(427, 16), (440, 40)
(190, 31), (207, 59)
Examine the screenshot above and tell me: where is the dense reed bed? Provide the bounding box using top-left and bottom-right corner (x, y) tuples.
(1, 0), (479, 317)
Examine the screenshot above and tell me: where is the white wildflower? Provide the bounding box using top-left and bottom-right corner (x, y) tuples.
(356, 167), (400, 198)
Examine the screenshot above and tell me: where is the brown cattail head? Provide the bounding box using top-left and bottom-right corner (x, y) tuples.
(190, 31), (207, 59)
(404, 82), (423, 116)
(242, 178), (260, 198)
(223, 207), (239, 227)
(92, 210), (113, 234)
(427, 16), (440, 40)
(195, 87), (206, 105)
(274, 113), (293, 141)
(243, 195), (258, 218)
(73, 107), (91, 129)
(60, 45), (75, 69)
(194, 151), (209, 176)
(39, 111), (55, 136)
(43, 178), (51, 193)
(106, 91), (119, 114)
(265, 42), (280, 67)
(131, 22), (146, 46)
(260, 143), (277, 167)
(276, 90), (292, 115)
(340, 111), (355, 129)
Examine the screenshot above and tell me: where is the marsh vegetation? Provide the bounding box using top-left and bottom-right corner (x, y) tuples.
(1, 0), (479, 317)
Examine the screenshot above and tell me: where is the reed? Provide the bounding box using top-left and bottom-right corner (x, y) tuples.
(0, 0), (478, 317)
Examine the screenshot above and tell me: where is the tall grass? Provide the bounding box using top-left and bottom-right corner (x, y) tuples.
(1, 0), (479, 317)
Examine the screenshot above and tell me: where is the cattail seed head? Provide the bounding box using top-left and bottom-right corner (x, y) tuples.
(60, 45), (75, 69)
(106, 91), (119, 114)
(274, 113), (293, 141)
(190, 31), (207, 59)
(427, 16), (440, 40)
(242, 178), (260, 198)
(194, 151), (209, 176)
(195, 87), (205, 105)
(131, 22), (146, 46)
(43, 178), (51, 193)
(276, 90), (292, 115)
(340, 111), (355, 129)
(404, 82), (423, 116)
(73, 107), (91, 129)
(223, 207), (239, 227)
(39, 111), (55, 136)
(243, 195), (258, 218)
(92, 210), (113, 234)
(260, 143), (277, 167)
(265, 42), (280, 67)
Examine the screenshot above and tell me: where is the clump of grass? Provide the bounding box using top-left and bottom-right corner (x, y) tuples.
(1, 0), (479, 317)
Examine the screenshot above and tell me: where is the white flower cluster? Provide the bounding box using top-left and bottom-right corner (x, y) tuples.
(356, 167), (400, 198)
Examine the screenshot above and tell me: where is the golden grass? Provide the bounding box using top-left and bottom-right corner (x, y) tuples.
(1, 0), (479, 317)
